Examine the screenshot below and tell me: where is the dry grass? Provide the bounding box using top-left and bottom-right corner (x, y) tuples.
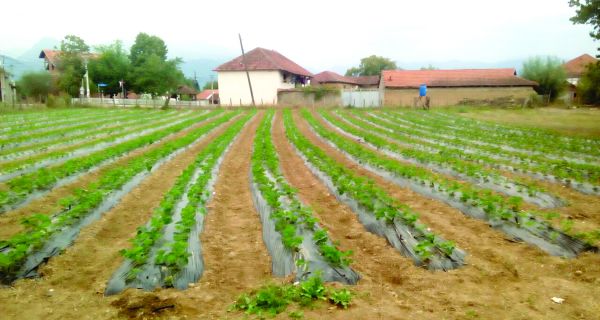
(447, 107), (600, 138)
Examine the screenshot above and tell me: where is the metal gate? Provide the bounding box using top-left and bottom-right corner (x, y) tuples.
(341, 89), (381, 107)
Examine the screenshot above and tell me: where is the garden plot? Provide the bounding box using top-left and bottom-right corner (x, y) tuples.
(0, 107), (599, 320)
(352, 110), (600, 195)
(0, 110), (225, 214)
(302, 110), (596, 258)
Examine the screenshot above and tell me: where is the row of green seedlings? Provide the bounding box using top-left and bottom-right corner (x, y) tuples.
(284, 110), (463, 268)
(252, 111), (356, 280)
(303, 110), (597, 256)
(354, 110), (600, 194)
(324, 110), (562, 208)
(0, 111), (194, 172)
(0, 109), (145, 141)
(0, 108), (124, 134)
(0, 110), (187, 160)
(116, 112), (253, 290)
(231, 273), (353, 317)
(0, 110), (154, 146)
(0, 110), (225, 212)
(0, 111), (241, 283)
(383, 110), (600, 164)
(418, 111), (600, 156)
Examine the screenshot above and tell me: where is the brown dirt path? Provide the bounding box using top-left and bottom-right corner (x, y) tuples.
(0, 110), (223, 239)
(0, 112), (241, 320)
(283, 109), (600, 319)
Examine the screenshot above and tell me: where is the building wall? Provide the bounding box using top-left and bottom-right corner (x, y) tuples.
(278, 90), (341, 107)
(383, 86), (536, 107)
(218, 70), (295, 106)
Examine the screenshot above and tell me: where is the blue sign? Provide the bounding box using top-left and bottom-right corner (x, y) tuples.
(98, 83), (108, 87)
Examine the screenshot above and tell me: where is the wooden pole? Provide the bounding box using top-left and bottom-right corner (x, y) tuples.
(238, 33), (255, 106)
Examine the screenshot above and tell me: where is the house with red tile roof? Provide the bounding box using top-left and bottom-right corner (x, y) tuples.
(196, 89), (219, 105)
(312, 71), (380, 89)
(380, 68), (537, 107)
(39, 49), (99, 74)
(563, 54), (597, 86)
(39, 49), (61, 73)
(214, 47), (312, 105)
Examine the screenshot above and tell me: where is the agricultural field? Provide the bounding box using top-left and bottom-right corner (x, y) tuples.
(0, 107), (599, 319)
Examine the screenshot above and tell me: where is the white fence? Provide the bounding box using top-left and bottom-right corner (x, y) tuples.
(341, 89), (381, 107)
(72, 97), (216, 108)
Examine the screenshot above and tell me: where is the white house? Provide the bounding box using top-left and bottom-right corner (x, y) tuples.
(215, 47), (312, 106)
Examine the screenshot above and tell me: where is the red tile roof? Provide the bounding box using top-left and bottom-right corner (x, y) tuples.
(39, 49), (99, 64)
(197, 89), (218, 100)
(354, 75), (380, 86)
(39, 49), (61, 65)
(312, 71), (380, 86)
(312, 71), (355, 84)
(563, 54), (598, 78)
(382, 69), (537, 88)
(215, 47), (312, 77)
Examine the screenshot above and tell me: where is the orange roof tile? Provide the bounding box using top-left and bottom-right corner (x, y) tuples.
(382, 69), (537, 88)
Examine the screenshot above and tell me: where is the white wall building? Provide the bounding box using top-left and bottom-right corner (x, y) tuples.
(215, 48), (312, 106)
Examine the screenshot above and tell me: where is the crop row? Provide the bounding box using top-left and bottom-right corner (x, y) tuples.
(420, 111), (600, 153)
(285, 110), (464, 270)
(0, 111), (197, 175)
(0, 110), (157, 147)
(301, 109), (595, 257)
(383, 110), (599, 163)
(0, 110), (242, 283)
(0, 109), (150, 140)
(0, 110), (225, 213)
(322, 110), (562, 208)
(350, 110), (600, 194)
(0, 109), (115, 130)
(251, 110), (358, 283)
(108, 111), (253, 292)
(0, 110), (187, 159)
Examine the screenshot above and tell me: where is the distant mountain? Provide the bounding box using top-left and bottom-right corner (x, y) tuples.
(18, 37), (60, 62)
(179, 58), (223, 86)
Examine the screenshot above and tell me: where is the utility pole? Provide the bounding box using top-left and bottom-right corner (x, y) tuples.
(84, 58), (90, 99)
(238, 33), (255, 106)
(210, 74), (215, 105)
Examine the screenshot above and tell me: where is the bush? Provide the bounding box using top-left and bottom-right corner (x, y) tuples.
(577, 62), (600, 105)
(521, 56), (567, 101)
(46, 93), (72, 108)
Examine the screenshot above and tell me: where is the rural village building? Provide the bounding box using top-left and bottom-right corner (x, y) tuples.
(312, 71), (379, 89)
(563, 53), (598, 86)
(196, 89), (219, 105)
(380, 68), (538, 107)
(39, 49), (61, 74)
(215, 47), (312, 105)
(563, 54), (598, 102)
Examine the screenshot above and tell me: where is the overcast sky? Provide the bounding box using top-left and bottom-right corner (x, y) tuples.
(0, 0), (597, 71)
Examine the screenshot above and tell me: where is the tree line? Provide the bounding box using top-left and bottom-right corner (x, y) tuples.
(18, 33), (196, 104)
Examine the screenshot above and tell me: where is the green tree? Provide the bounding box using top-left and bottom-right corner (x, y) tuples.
(56, 35), (90, 96)
(577, 61), (600, 104)
(17, 72), (54, 102)
(202, 80), (218, 90)
(420, 64), (438, 70)
(129, 33), (168, 67)
(89, 41), (131, 95)
(128, 33), (185, 105)
(345, 55), (397, 76)
(521, 56), (567, 101)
